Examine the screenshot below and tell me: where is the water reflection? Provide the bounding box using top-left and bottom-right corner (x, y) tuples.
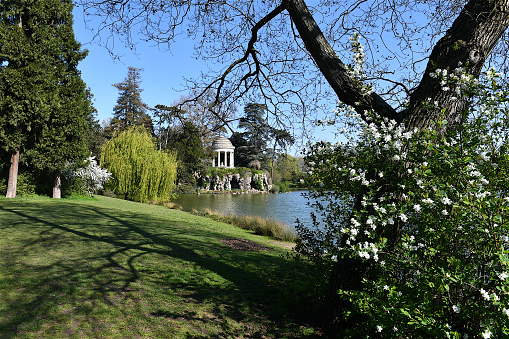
(174, 191), (317, 228)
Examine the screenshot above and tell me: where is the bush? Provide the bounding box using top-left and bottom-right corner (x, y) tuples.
(299, 67), (509, 337)
(15, 172), (37, 196)
(270, 181), (290, 193)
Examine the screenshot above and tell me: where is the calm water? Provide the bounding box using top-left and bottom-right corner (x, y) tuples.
(174, 190), (318, 228)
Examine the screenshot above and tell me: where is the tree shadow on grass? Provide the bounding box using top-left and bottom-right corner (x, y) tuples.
(0, 200), (321, 338)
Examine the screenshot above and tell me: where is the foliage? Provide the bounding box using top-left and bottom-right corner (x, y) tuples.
(171, 88), (237, 149)
(104, 66), (153, 138)
(152, 104), (184, 150)
(299, 67), (509, 337)
(270, 154), (303, 183)
(166, 120), (205, 185)
(63, 156), (112, 196)
(101, 127), (177, 202)
(270, 181), (290, 193)
(9, 171), (37, 197)
(203, 166), (263, 179)
(233, 103), (272, 168)
(83, 89), (106, 157)
(0, 0), (92, 197)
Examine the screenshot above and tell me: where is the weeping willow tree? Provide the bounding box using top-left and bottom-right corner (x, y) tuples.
(101, 126), (177, 202)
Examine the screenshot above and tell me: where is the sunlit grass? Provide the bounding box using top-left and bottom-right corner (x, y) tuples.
(0, 195), (321, 338)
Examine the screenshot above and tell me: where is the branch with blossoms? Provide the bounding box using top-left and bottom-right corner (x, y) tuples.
(298, 61), (509, 337)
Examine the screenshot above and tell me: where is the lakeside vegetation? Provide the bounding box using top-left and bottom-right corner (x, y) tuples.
(0, 195), (323, 338)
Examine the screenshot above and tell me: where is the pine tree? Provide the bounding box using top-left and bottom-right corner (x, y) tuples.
(106, 67), (153, 137)
(0, 0), (91, 198)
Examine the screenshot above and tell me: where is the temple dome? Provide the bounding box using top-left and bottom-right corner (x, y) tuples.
(212, 136), (235, 150)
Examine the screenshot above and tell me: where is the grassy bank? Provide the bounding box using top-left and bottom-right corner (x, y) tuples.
(0, 195), (322, 338)
(200, 208), (298, 242)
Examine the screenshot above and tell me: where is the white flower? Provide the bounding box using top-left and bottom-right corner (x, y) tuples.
(376, 325), (383, 332)
(503, 308), (509, 317)
(442, 197), (452, 205)
(413, 204), (421, 212)
(442, 210), (449, 216)
(399, 214), (408, 222)
(482, 329), (492, 339)
(480, 288), (490, 301)
(498, 272), (508, 280)
(452, 305), (460, 313)
(422, 198), (434, 204)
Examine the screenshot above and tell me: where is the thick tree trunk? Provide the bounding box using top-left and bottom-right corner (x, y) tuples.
(281, 0), (509, 336)
(53, 169), (62, 199)
(284, 0), (509, 128)
(404, 0), (509, 129)
(6, 149), (20, 198)
(283, 0), (399, 121)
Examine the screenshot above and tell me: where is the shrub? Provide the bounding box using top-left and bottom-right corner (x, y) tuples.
(299, 66), (509, 337)
(63, 156), (112, 196)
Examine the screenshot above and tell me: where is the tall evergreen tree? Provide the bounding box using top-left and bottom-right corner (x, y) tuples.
(0, 0), (91, 198)
(167, 120), (205, 185)
(232, 103), (271, 168)
(105, 66), (153, 137)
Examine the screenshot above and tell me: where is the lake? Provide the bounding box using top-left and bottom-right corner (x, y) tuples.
(174, 190), (319, 229)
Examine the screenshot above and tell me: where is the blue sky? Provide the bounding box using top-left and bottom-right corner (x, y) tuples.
(72, 4), (343, 152)
(73, 5), (208, 126)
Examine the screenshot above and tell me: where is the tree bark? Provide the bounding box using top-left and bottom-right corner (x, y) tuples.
(404, 0), (509, 129)
(283, 0), (399, 121)
(283, 0), (509, 128)
(53, 169), (62, 199)
(6, 149), (20, 198)
(280, 0), (509, 335)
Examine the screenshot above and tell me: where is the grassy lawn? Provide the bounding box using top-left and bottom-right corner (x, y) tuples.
(0, 195), (323, 338)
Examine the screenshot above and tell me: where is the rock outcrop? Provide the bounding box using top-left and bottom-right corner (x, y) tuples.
(199, 170), (271, 192)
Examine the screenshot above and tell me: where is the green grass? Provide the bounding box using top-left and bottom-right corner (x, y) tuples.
(0, 195), (323, 338)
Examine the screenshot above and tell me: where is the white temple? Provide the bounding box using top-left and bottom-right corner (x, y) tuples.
(211, 136), (235, 168)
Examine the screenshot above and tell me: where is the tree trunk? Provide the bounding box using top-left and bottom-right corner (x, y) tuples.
(404, 0), (509, 129)
(53, 169), (62, 199)
(284, 0), (509, 127)
(281, 0), (509, 336)
(6, 149), (20, 198)
(283, 0), (399, 121)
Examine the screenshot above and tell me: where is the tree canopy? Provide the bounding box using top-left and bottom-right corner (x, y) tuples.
(0, 0), (92, 198)
(79, 0), (509, 133)
(101, 126), (177, 202)
(105, 66), (153, 137)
